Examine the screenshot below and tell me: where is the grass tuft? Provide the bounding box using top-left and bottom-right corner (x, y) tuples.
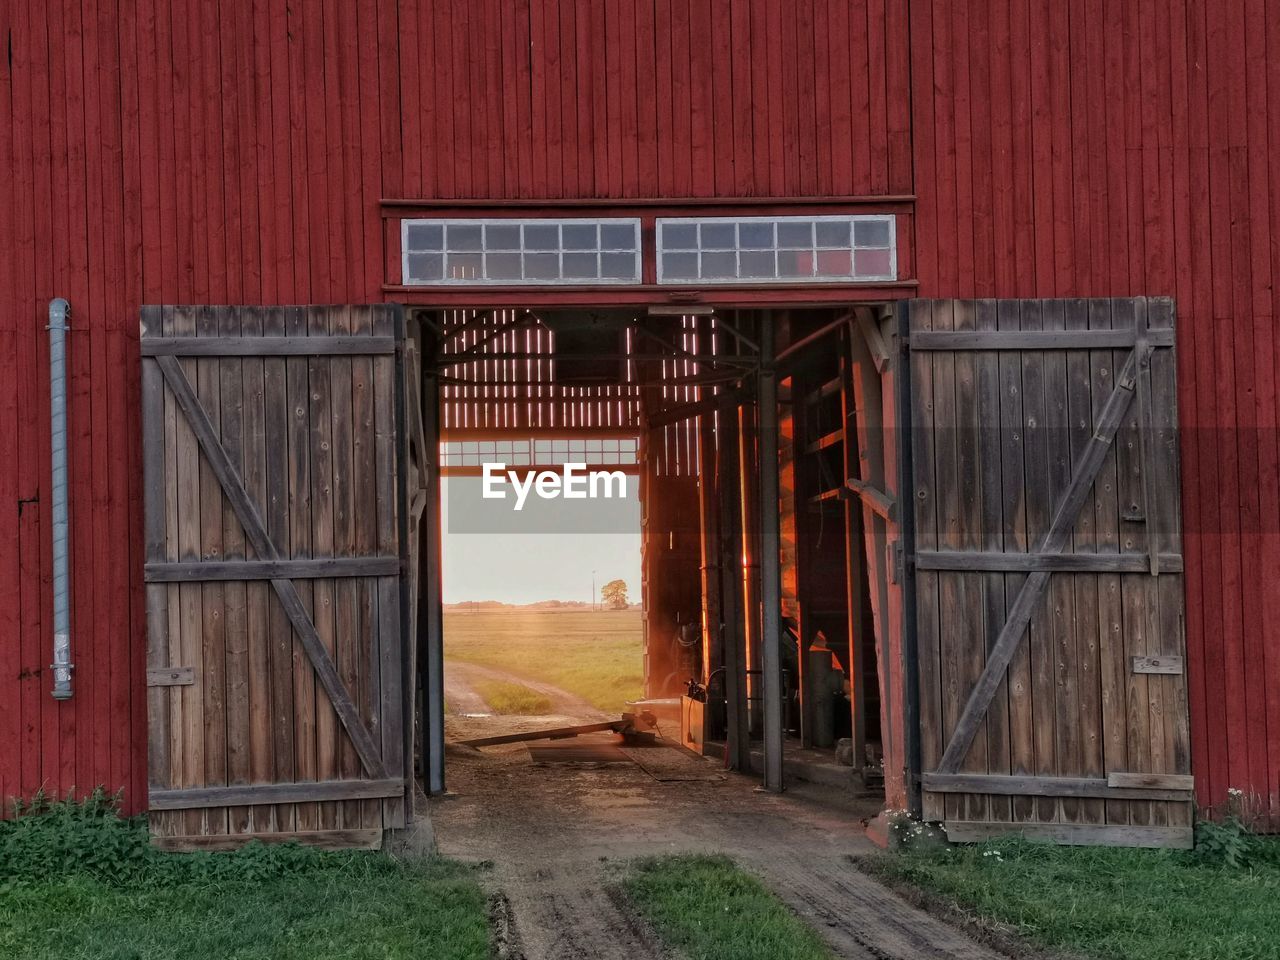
(473, 679), (555, 715)
(0, 793), (491, 960)
(864, 835), (1280, 960)
(624, 854), (834, 960)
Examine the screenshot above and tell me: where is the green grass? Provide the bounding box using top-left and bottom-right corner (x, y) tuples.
(864, 836), (1280, 960)
(624, 855), (834, 960)
(473, 679), (554, 715)
(0, 794), (491, 960)
(445, 608), (644, 714)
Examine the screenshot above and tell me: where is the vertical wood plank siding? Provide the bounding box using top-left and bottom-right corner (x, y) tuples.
(0, 0), (1276, 822)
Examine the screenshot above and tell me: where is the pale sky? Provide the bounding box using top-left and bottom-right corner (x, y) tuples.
(440, 476), (642, 604)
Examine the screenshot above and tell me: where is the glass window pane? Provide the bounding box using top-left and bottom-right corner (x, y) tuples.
(662, 251), (699, 280)
(447, 224), (483, 251)
(562, 223), (598, 250)
(700, 222), (736, 248)
(600, 224), (636, 249)
(814, 249), (852, 277)
(777, 221), (814, 247)
(523, 252), (560, 280)
(663, 223), (698, 249)
(854, 248), (893, 278)
(777, 249), (814, 278)
(815, 220), (851, 248)
(701, 251), (737, 278)
(445, 252), (483, 279)
(563, 252), (598, 279)
(738, 221), (774, 248)
(486, 252), (522, 280)
(485, 223), (521, 250)
(739, 250), (776, 278)
(854, 219), (891, 247)
(524, 224), (559, 250)
(600, 252), (636, 279)
(405, 223), (443, 250)
(406, 252), (443, 280)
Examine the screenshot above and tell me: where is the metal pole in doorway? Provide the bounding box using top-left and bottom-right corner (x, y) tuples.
(758, 316), (784, 792)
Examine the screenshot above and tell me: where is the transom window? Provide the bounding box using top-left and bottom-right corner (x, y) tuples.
(402, 218), (642, 285)
(440, 437), (640, 468)
(655, 215), (896, 284)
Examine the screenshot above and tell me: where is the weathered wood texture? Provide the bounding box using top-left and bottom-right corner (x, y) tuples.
(141, 306), (406, 847)
(909, 298), (1193, 833)
(848, 310), (907, 809)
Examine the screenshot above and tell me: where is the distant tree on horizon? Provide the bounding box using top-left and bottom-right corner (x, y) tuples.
(601, 579), (628, 610)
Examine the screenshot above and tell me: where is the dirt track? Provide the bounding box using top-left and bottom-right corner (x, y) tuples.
(433, 710), (1012, 960)
(444, 660), (607, 721)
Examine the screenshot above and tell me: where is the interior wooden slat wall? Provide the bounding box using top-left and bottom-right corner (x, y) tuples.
(142, 305), (407, 850)
(436, 309), (643, 433)
(908, 297), (1193, 847)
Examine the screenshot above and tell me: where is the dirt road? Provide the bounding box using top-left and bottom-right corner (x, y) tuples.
(444, 660), (608, 721)
(433, 715), (1011, 960)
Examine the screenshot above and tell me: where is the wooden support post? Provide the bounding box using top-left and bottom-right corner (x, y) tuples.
(840, 327), (869, 778)
(718, 400), (751, 771)
(789, 353), (815, 750)
(759, 317), (785, 793)
(697, 321), (723, 685)
(738, 401), (761, 731)
(420, 336), (446, 795)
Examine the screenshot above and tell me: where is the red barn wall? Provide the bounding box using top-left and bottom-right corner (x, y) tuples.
(909, 0), (1280, 818)
(0, 0), (1276, 819)
(0, 0), (911, 814)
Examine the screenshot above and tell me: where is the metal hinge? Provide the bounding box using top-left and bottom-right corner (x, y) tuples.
(887, 539), (904, 584)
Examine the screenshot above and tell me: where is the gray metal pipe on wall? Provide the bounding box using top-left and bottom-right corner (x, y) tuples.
(48, 298), (73, 700)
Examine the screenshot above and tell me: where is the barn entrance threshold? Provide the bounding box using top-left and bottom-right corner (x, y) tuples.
(433, 712), (1007, 960)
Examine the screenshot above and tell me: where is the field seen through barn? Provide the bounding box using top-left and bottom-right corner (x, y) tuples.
(443, 607), (644, 716)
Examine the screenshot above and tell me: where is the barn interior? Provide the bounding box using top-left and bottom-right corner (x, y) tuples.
(408, 305), (900, 799)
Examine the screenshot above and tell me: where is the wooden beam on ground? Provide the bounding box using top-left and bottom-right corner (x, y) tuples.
(457, 720), (629, 748)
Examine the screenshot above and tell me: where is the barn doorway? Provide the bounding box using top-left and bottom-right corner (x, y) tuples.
(410, 306), (896, 808)
(136, 297), (1194, 851)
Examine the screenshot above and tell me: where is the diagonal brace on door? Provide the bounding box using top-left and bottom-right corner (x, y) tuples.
(935, 346), (1144, 775)
(154, 354), (389, 780)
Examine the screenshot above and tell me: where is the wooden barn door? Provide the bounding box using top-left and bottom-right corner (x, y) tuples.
(140, 305), (410, 850)
(905, 298), (1194, 848)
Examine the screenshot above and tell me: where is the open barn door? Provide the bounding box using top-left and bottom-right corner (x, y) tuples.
(140, 305), (412, 850)
(903, 298), (1194, 849)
